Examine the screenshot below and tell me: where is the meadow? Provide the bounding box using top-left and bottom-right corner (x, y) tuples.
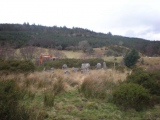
(1, 47), (160, 120)
(1, 67), (160, 120)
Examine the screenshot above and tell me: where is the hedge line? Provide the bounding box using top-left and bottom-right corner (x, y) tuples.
(44, 58), (115, 69)
(0, 59), (35, 74)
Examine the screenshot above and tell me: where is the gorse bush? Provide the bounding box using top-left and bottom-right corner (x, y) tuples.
(126, 68), (160, 96)
(0, 59), (35, 74)
(113, 83), (150, 111)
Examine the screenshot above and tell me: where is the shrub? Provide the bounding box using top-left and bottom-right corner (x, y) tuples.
(124, 49), (140, 68)
(17, 60), (35, 72)
(0, 79), (33, 120)
(0, 60), (35, 73)
(113, 83), (150, 111)
(44, 58), (116, 69)
(126, 69), (160, 96)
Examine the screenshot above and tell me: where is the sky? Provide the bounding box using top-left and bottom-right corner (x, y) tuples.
(1, 0), (160, 41)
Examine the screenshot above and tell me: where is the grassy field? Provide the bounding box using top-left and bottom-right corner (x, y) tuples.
(1, 46), (160, 119)
(61, 50), (83, 59)
(16, 47), (160, 65)
(1, 69), (160, 120)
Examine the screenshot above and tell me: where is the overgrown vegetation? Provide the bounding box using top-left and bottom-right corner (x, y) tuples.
(126, 68), (160, 96)
(0, 59), (35, 74)
(0, 69), (160, 119)
(79, 77), (116, 99)
(44, 77), (65, 107)
(44, 58), (105, 69)
(0, 79), (34, 120)
(113, 83), (150, 111)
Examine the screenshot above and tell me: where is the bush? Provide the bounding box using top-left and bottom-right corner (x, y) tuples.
(113, 83), (150, 111)
(44, 58), (116, 69)
(0, 79), (33, 120)
(126, 69), (160, 96)
(124, 49), (140, 68)
(44, 58), (104, 69)
(0, 60), (35, 74)
(0, 80), (20, 119)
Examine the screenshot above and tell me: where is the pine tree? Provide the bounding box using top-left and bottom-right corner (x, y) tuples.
(124, 49), (140, 67)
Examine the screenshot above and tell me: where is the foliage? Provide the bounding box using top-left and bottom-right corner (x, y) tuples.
(126, 69), (160, 96)
(113, 83), (150, 111)
(44, 58), (104, 69)
(0, 79), (33, 120)
(124, 49), (140, 67)
(79, 77), (116, 99)
(78, 40), (93, 53)
(1, 72), (160, 119)
(0, 24), (160, 56)
(105, 49), (119, 56)
(44, 91), (55, 107)
(44, 77), (65, 107)
(0, 59), (35, 74)
(105, 46), (128, 57)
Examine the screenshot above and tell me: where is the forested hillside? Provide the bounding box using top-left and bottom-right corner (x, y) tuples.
(0, 23), (160, 56)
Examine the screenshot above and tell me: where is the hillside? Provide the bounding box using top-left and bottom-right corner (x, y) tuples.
(0, 23), (160, 56)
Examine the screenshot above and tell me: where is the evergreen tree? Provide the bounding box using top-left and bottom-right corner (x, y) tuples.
(124, 49), (140, 67)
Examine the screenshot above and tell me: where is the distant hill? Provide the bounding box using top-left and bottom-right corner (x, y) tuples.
(0, 23), (160, 56)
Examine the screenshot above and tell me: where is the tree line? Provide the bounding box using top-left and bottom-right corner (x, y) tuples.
(0, 23), (160, 56)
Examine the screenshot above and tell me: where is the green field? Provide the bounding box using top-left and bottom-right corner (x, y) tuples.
(1, 70), (160, 120)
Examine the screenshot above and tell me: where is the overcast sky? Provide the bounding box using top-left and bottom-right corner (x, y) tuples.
(1, 0), (160, 41)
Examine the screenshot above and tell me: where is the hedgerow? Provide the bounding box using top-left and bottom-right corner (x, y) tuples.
(0, 60), (35, 74)
(44, 58), (114, 69)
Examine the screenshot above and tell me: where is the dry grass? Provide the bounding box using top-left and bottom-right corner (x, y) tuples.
(93, 47), (106, 54)
(103, 56), (123, 63)
(143, 57), (160, 65)
(137, 57), (160, 70)
(0, 69), (128, 93)
(61, 50), (83, 58)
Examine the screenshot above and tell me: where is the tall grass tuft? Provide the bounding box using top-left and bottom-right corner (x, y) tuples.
(0, 79), (35, 120)
(79, 76), (116, 100)
(44, 77), (65, 107)
(44, 91), (55, 107)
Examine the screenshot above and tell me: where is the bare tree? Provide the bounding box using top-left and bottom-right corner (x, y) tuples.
(19, 46), (37, 60)
(48, 48), (66, 59)
(78, 40), (91, 53)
